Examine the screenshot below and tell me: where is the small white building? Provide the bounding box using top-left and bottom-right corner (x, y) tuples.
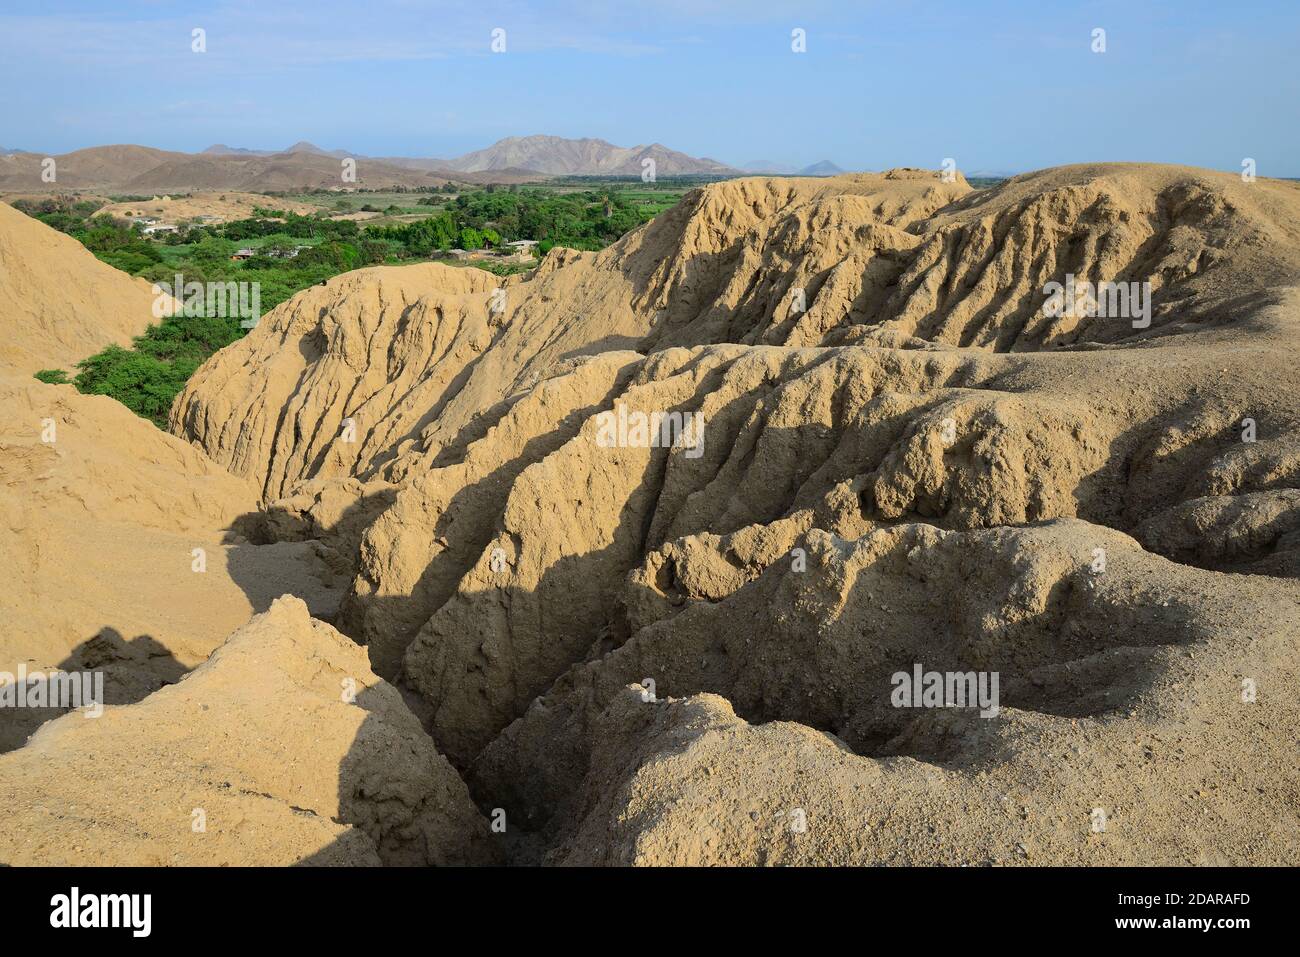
(142, 223), (178, 235)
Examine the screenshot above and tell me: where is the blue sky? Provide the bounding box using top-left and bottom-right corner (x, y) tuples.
(1, 0), (1297, 174)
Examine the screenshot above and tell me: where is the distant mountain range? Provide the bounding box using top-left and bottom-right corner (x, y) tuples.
(203, 141), (354, 159)
(0, 145), (432, 193)
(0, 142), (545, 193)
(207, 136), (737, 177)
(742, 159), (847, 176)
(0, 136), (849, 193)
(432, 135), (735, 176)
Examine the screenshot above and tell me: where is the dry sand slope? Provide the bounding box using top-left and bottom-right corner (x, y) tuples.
(1, 164), (1298, 866)
(0, 598), (493, 866)
(92, 191), (320, 225)
(0, 372), (350, 753)
(0, 201), (162, 374)
(0, 209), (347, 759)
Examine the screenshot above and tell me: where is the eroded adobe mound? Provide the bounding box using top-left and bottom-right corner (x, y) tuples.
(0, 209), (346, 754)
(0, 370), (347, 753)
(0, 200), (163, 374)
(474, 520), (1300, 864)
(161, 165), (1300, 864)
(4, 165), (1298, 866)
(0, 597), (494, 866)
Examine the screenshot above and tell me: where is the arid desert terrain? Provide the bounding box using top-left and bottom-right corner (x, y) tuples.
(1, 164), (1298, 866)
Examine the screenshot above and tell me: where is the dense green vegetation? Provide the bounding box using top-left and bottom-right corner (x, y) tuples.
(368, 186), (673, 253)
(16, 182), (691, 426)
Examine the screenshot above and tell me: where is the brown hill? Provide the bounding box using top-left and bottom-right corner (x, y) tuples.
(0, 145), (534, 194)
(375, 158), (550, 185)
(441, 134), (736, 175)
(121, 150), (456, 192)
(477, 519), (1300, 864)
(0, 145), (188, 191)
